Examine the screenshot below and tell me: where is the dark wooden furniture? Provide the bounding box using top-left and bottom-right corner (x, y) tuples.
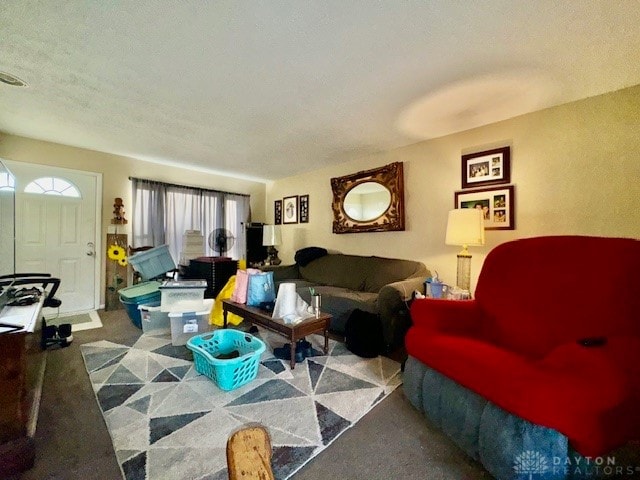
(245, 223), (268, 266)
(0, 299), (46, 477)
(185, 257), (237, 298)
(222, 299), (330, 369)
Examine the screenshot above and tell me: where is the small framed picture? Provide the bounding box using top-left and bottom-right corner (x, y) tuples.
(461, 146), (510, 189)
(274, 200), (282, 225)
(299, 194), (309, 223)
(283, 195), (298, 224)
(454, 185), (515, 230)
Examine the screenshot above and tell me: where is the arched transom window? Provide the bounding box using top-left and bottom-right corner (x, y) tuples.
(24, 177), (81, 197)
(0, 171), (15, 191)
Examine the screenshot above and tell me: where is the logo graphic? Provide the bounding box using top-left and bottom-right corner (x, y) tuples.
(514, 450), (549, 479)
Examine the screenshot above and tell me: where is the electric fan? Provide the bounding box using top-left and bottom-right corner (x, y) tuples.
(208, 228), (235, 256)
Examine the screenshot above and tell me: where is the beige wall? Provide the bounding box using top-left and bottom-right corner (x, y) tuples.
(0, 134), (266, 305)
(267, 84), (640, 292)
(2, 84), (638, 300)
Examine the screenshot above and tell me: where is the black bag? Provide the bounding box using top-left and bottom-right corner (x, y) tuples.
(294, 247), (328, 267)
(344, 309), (383, 358)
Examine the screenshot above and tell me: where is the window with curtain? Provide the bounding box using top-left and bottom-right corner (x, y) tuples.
(131, 178), (251, 263)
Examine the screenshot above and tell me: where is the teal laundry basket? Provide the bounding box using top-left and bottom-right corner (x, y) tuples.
(186, 330), (265, 391)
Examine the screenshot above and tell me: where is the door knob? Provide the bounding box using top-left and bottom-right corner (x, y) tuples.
(86, 242), (96, 257)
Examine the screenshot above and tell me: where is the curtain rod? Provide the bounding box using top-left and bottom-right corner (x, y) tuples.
(128, 176), (250, 198)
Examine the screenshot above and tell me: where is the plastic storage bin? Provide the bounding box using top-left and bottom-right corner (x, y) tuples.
(168, 298), (214, 346)
(138, 301), (170, 334)
(186, 330), (266, 391)
(160, 280), (207, 312)
(128, 245), (176, 281)
(119, 281), (162, 328)
(180, 231), (205, 266)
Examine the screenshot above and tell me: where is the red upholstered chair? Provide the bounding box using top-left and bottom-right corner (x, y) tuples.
(404, 236), (640, 478)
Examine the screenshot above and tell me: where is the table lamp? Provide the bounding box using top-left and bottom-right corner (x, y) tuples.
(445, 208), (485, 292)
(262, 225), (282, 265)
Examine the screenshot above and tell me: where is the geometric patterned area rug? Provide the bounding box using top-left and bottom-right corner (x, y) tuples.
(80, 327), (402, 480)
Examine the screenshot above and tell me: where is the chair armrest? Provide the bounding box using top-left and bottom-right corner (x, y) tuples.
(261, 264), (299, 282)
(410, 298), (483, 336)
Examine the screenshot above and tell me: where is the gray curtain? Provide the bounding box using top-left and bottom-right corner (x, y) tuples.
(223, 193), (251, 260)
(131, 178), (165, 248)
(131, 178), (250, 263)
(201, 189), (224, 257)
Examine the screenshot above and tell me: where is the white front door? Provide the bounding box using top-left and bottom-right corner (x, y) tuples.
(8, 161), (101, 314)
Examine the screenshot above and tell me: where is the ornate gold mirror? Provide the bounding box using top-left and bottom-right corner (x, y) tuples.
(331, 162), (405, 233)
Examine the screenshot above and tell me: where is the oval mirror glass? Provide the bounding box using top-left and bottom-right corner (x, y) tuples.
(343, 182), (392, 222)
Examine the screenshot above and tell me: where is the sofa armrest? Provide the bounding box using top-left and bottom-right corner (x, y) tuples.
(410, 298), (483, 336)
(377, 276), (428, 350)
(378, 276), (427, 318)
(261, 264), (300, 282)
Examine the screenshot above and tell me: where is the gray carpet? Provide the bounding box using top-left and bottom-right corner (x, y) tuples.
(19, 308), (640, 480)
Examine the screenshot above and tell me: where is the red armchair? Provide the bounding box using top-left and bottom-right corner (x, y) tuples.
(404, 236), (640, 477)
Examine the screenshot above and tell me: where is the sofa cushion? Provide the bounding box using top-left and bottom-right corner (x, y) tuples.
(302, 285), (377, 334)
(274, 278), (316, 293)
(299, 254), (370, 291)
(362, 256), (428, 293)
(406, 328), (636, 455)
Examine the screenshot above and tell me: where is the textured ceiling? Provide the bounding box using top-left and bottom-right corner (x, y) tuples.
(1, 1), (639, 181)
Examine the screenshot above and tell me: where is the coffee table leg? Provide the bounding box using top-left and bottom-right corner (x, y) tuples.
(289, 341), (296, 370)
(223, 309), (228, 329)
(324, 328), (328, 354)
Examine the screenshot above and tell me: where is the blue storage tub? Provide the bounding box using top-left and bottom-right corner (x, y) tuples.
(186, 330), (265, 391)
(119, 281), (162, 328)
(128, 245), (176, 281)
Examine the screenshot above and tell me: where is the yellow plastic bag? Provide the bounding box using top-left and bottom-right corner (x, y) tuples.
(210, 275), (244, 326)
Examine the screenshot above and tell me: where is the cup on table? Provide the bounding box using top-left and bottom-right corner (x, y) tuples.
(309, 294), (321, 318)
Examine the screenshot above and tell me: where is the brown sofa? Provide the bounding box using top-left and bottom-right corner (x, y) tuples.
(267, 252), (429, 352)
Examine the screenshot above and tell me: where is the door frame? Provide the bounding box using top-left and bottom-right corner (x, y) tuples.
(4, 160), (103, 312)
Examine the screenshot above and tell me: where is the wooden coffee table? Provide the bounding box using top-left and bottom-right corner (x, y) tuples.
(222, 299), (331, 369)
